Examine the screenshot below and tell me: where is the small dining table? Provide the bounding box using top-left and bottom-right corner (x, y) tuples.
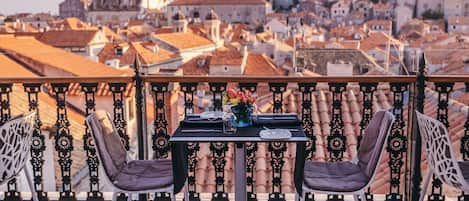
(170, 114), (308, 201)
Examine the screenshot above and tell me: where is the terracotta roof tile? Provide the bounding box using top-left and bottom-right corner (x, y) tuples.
(99, 42), (181, 66)
(245, 54), (287, 76)
(37, 30), (102, 47)
(0, 54), (37, 77)
(0, 35), (130, 77)
(181, 54), (211, 75)
(211, 46), (244, 65)
(154, 32), (214, 50)
(56, 17), (91, 30)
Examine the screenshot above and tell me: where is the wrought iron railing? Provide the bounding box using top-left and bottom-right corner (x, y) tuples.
(0, 72), (468, 201)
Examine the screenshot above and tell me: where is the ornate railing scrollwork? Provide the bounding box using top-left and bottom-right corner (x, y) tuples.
(386, 83), (408, 201)
(0, 84), (22, 201)
(428, 82), (453, 201)
(359, 82), (378, 201)
(51, 83), (77, 201)
(239, 82), (258, 201)
(24, 83), (49, 201)
(461, 83), (469, 201)
(326, 83), (347, 201)
(80, 83), (104, 201)
(209, 82), (229, 201)
(268, 82), (287, 201)
(150, 82), (172, 201)
(298, 82), (317, 201)
(181, 82), (200, 201)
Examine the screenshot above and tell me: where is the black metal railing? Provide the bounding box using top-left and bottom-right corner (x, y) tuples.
(0, 70), (468, 201)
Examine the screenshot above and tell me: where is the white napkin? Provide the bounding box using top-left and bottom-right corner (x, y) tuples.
(259, 129), (292, 139)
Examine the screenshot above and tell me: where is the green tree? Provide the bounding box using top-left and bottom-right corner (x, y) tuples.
(422, 9), (444, 20)
(255, 25), (264, 33)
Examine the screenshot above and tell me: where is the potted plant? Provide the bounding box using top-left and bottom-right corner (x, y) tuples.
(223, 88), (256, 127)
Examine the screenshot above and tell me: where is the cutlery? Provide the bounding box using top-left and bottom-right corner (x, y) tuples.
(262, 127), (300, 132)
(258, 117), (297, 120)
(181, 129), (222, 133)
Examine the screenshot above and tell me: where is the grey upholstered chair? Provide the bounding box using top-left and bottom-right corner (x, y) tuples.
(0, 112), (37, 201)
(294, 110), (395, 201)
(86, 110), (187, 201)
(415, 111), (469, 201)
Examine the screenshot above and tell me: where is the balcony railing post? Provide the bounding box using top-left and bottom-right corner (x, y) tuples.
(429, 82), (454, 201)
(80, 83), (104, 201)
(0, 83), (21, 201)
(268, 82), (288, 201)
(109, 82), (131, 201)
(180, 82), (200, 201)
(387, 83), (409, 201)
(208, 82), (229, 201)
(359, 82), (378, 201)
(150, 82), (172, 201)
(461, 83), (469, 201)
(132, 55), (147, 201)
(239, 83), (259, 201)
(24, 83), (49, 201)
(298, 82), (317, 201)
(51, 83), (77, 201)
(409, 57), (426, 201)
(326, 83), (347, 201)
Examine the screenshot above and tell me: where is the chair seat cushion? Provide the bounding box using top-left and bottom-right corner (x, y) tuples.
(303, 161), (369, 192)
(114, 159), (173, 191)
(458, 161), (469, 184)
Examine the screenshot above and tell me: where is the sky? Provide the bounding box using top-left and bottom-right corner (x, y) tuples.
(1, 0), (63, 15)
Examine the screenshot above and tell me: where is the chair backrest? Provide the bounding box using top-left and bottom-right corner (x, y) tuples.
(415, 111), (469, 189)
(86, 110), (128, 181)
(357, 110), (395, 178)
(0, 112), (36, 185)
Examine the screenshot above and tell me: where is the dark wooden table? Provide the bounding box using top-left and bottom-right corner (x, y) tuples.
(170, 114), (308, 201)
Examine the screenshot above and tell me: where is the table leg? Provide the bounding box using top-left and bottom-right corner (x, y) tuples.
(235, 143), (247, 201)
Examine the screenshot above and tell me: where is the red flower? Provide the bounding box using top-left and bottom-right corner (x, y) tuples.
(227, 89), (237, 99)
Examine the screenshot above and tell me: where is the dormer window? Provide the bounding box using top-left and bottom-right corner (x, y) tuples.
(115, 47), (123, 56)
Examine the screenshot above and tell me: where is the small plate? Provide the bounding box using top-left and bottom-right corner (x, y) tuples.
(260, 129), (292, 139)
(200, 111), (225, 120)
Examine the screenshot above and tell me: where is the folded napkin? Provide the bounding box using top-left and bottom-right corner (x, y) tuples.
(252, 114), (301, 126)
(181, 115), (224, 128)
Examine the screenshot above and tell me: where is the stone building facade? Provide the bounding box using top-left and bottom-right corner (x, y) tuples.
(59, 0), (90, 20)
(86, 0), (141, 24)
(444, 0), (469, 19)
(166, 0), (272, 25)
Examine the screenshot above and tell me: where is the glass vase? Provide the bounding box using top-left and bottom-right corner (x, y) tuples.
(230, 105), (253, 127)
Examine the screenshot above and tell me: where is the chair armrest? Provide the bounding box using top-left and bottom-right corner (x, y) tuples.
(351, 157), (359, 164)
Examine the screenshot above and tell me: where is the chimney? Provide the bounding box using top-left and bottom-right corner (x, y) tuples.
(152, 45), (159, 54)
(241, 45), (248, 58)
(20, 23), (26, 32)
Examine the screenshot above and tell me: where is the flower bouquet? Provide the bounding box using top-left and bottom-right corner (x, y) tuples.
(223, 88), (256, 127)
